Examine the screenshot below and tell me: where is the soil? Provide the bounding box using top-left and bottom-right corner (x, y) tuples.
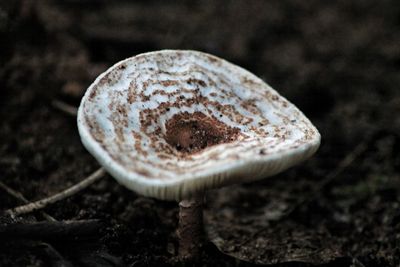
(1, 1), (399, 266)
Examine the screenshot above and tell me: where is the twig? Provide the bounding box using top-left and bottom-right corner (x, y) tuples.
(36, 242), (74, 267)
(52, 100), (78, 116)
(0, 219), (104, 240)
(5, 168), (105, 217)
(280, 139), (369, 218)
(239, 138), (370, 246)
(0, 240), (74, 267)
(351, 255), (366, 267)
(0, 181), (56, 221)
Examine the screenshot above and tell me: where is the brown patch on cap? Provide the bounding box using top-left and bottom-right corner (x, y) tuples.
(165, 111), (241, 154)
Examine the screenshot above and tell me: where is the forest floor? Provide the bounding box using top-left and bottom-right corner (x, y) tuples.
(0, 1), (399, 266)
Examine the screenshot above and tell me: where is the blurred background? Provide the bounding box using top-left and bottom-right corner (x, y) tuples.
(0, 1), (399, 266)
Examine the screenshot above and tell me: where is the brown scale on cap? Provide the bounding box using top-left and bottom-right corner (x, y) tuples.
(164, 112), (241, 154)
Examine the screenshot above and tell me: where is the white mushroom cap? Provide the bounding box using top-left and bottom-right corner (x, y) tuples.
(77, 50), (320, 201)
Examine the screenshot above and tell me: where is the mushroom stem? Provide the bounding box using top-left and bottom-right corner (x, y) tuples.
(178, 194), (204, 261)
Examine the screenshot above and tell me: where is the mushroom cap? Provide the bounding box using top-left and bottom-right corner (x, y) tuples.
(78, 50), (320, 201)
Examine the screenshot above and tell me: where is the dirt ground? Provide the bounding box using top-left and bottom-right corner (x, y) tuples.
(1, 1), (399, 266)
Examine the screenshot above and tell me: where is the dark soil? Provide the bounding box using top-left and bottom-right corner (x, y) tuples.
(1, 1), (399, 266)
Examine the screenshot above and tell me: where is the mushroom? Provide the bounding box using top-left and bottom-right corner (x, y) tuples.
(77, 50), (320, 260)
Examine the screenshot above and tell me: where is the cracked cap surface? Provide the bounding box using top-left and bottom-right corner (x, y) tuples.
(77, 50), (320, 200)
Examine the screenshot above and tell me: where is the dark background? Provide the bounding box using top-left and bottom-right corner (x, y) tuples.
(1, 1), (399, 266)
